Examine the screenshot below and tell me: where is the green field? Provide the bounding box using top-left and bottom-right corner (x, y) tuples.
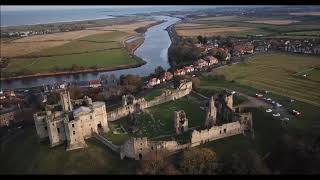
(308, 68), (320, 82)
(118, 96), (206, 138)
(284, 30), (320, 36)
(5, 49), (136, 73)
(209, 53), (320, 107)
(0, 128), (136, 174)
(2, 31), (141, 76)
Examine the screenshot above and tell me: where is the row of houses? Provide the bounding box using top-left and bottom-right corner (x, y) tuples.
(147, 71), (174, 87)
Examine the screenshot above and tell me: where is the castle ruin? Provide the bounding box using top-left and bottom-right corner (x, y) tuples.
(174, 110), (188, 134)
(33, 80), (253, 159)
(34, 91), (109, 151)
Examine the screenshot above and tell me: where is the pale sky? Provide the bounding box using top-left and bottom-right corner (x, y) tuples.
(0, 5), (168, 12)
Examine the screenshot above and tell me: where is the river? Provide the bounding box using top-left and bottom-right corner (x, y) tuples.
(1, 16), (180, 90)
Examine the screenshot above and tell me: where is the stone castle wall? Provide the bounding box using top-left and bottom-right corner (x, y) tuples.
(190, 121), (243, 147)
(107, 81), (192, 122)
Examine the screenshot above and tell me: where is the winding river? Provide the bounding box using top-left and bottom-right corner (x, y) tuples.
(1, 16), (180, 90)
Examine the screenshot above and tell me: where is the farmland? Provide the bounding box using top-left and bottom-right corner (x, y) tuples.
(245, 20), (300, 25)
(175, 15), (320, 38)
(1, 19), (159, 79)
(175, 24), (256, 37)
(206, 53), (320, 107)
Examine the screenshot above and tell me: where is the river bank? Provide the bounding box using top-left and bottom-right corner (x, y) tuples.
(0, 56), (146, 81)
(1, 20), (167, 81)
(1, 16), (181, 90)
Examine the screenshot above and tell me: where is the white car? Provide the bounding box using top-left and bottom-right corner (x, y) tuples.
(281, 117), (290, 121)
(266, 109), (272, 113)
(231, 91), (236, 95)
(267, 98), (272, 101)
(276, 103), (282, 107)
(272, 113), (281, 117)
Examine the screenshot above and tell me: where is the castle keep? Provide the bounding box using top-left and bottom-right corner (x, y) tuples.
(34, 91), (109, 151)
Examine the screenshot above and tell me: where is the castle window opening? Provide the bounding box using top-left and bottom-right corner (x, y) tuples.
(52, 123), (54, 126)
(139, 153), (142, 160)
(57, 128), (60, 133)
(224, 129), (226, 133)
(73, 131), (75, 135)
(140, 148), (142, 151)
(42, 119), (45, 123)
(97, 123), (102, 129)
(90, 116), (92, 119)
(220, 130), (221, 134)
(72, 124), (74, 128)
(44, 126), (47, 130)
(151, 146), (154, 150)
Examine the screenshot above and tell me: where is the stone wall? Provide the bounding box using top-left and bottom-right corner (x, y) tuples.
(107, 81), (193, 122)
(190, 121), (243, 147)
(120, 137), (189, 160)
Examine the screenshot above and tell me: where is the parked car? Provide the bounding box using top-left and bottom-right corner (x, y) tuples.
(281, 117), (290, 121)
(266, 109), (273, 113)
(272, 113), (281, 117)
(292, 110), (301, 117)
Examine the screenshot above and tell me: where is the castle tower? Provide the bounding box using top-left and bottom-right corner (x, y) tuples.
(225, 94), (233, 110)
(174, 110), (188, 134)
(122, 95), (127, 106)
(60, 91), (73, 112)
(84, 96), (93, 106)
(205, 96), (217, 128)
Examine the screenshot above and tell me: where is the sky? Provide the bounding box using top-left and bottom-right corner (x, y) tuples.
(0, 5), (185, 12)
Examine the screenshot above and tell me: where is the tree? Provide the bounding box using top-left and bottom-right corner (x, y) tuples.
(203, 36), (208, 44)
(197, 35), (203, 44)
(191, 77), (200, 90)
(220, 150), (270, 174)
(68, 85), (82, 99)
(180, 148), (218, 174)
(154, 66), (165, 78)
(46, 92), (60, 105)
(99, 74), (109, 82)
(136, 151), (181, 175)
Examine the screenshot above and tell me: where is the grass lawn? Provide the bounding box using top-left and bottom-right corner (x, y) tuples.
(202, 107), (284, 160)
(119, 96), (206, 138)
(104, 122), (130, 145)
(0, 128), (136, 174)
(209, 53), (320, 107)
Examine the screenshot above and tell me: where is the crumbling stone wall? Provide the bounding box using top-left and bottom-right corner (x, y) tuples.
(107, 81), (193, 121)
(191, 121), (243, 147)
(120, 137), (189, 160)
